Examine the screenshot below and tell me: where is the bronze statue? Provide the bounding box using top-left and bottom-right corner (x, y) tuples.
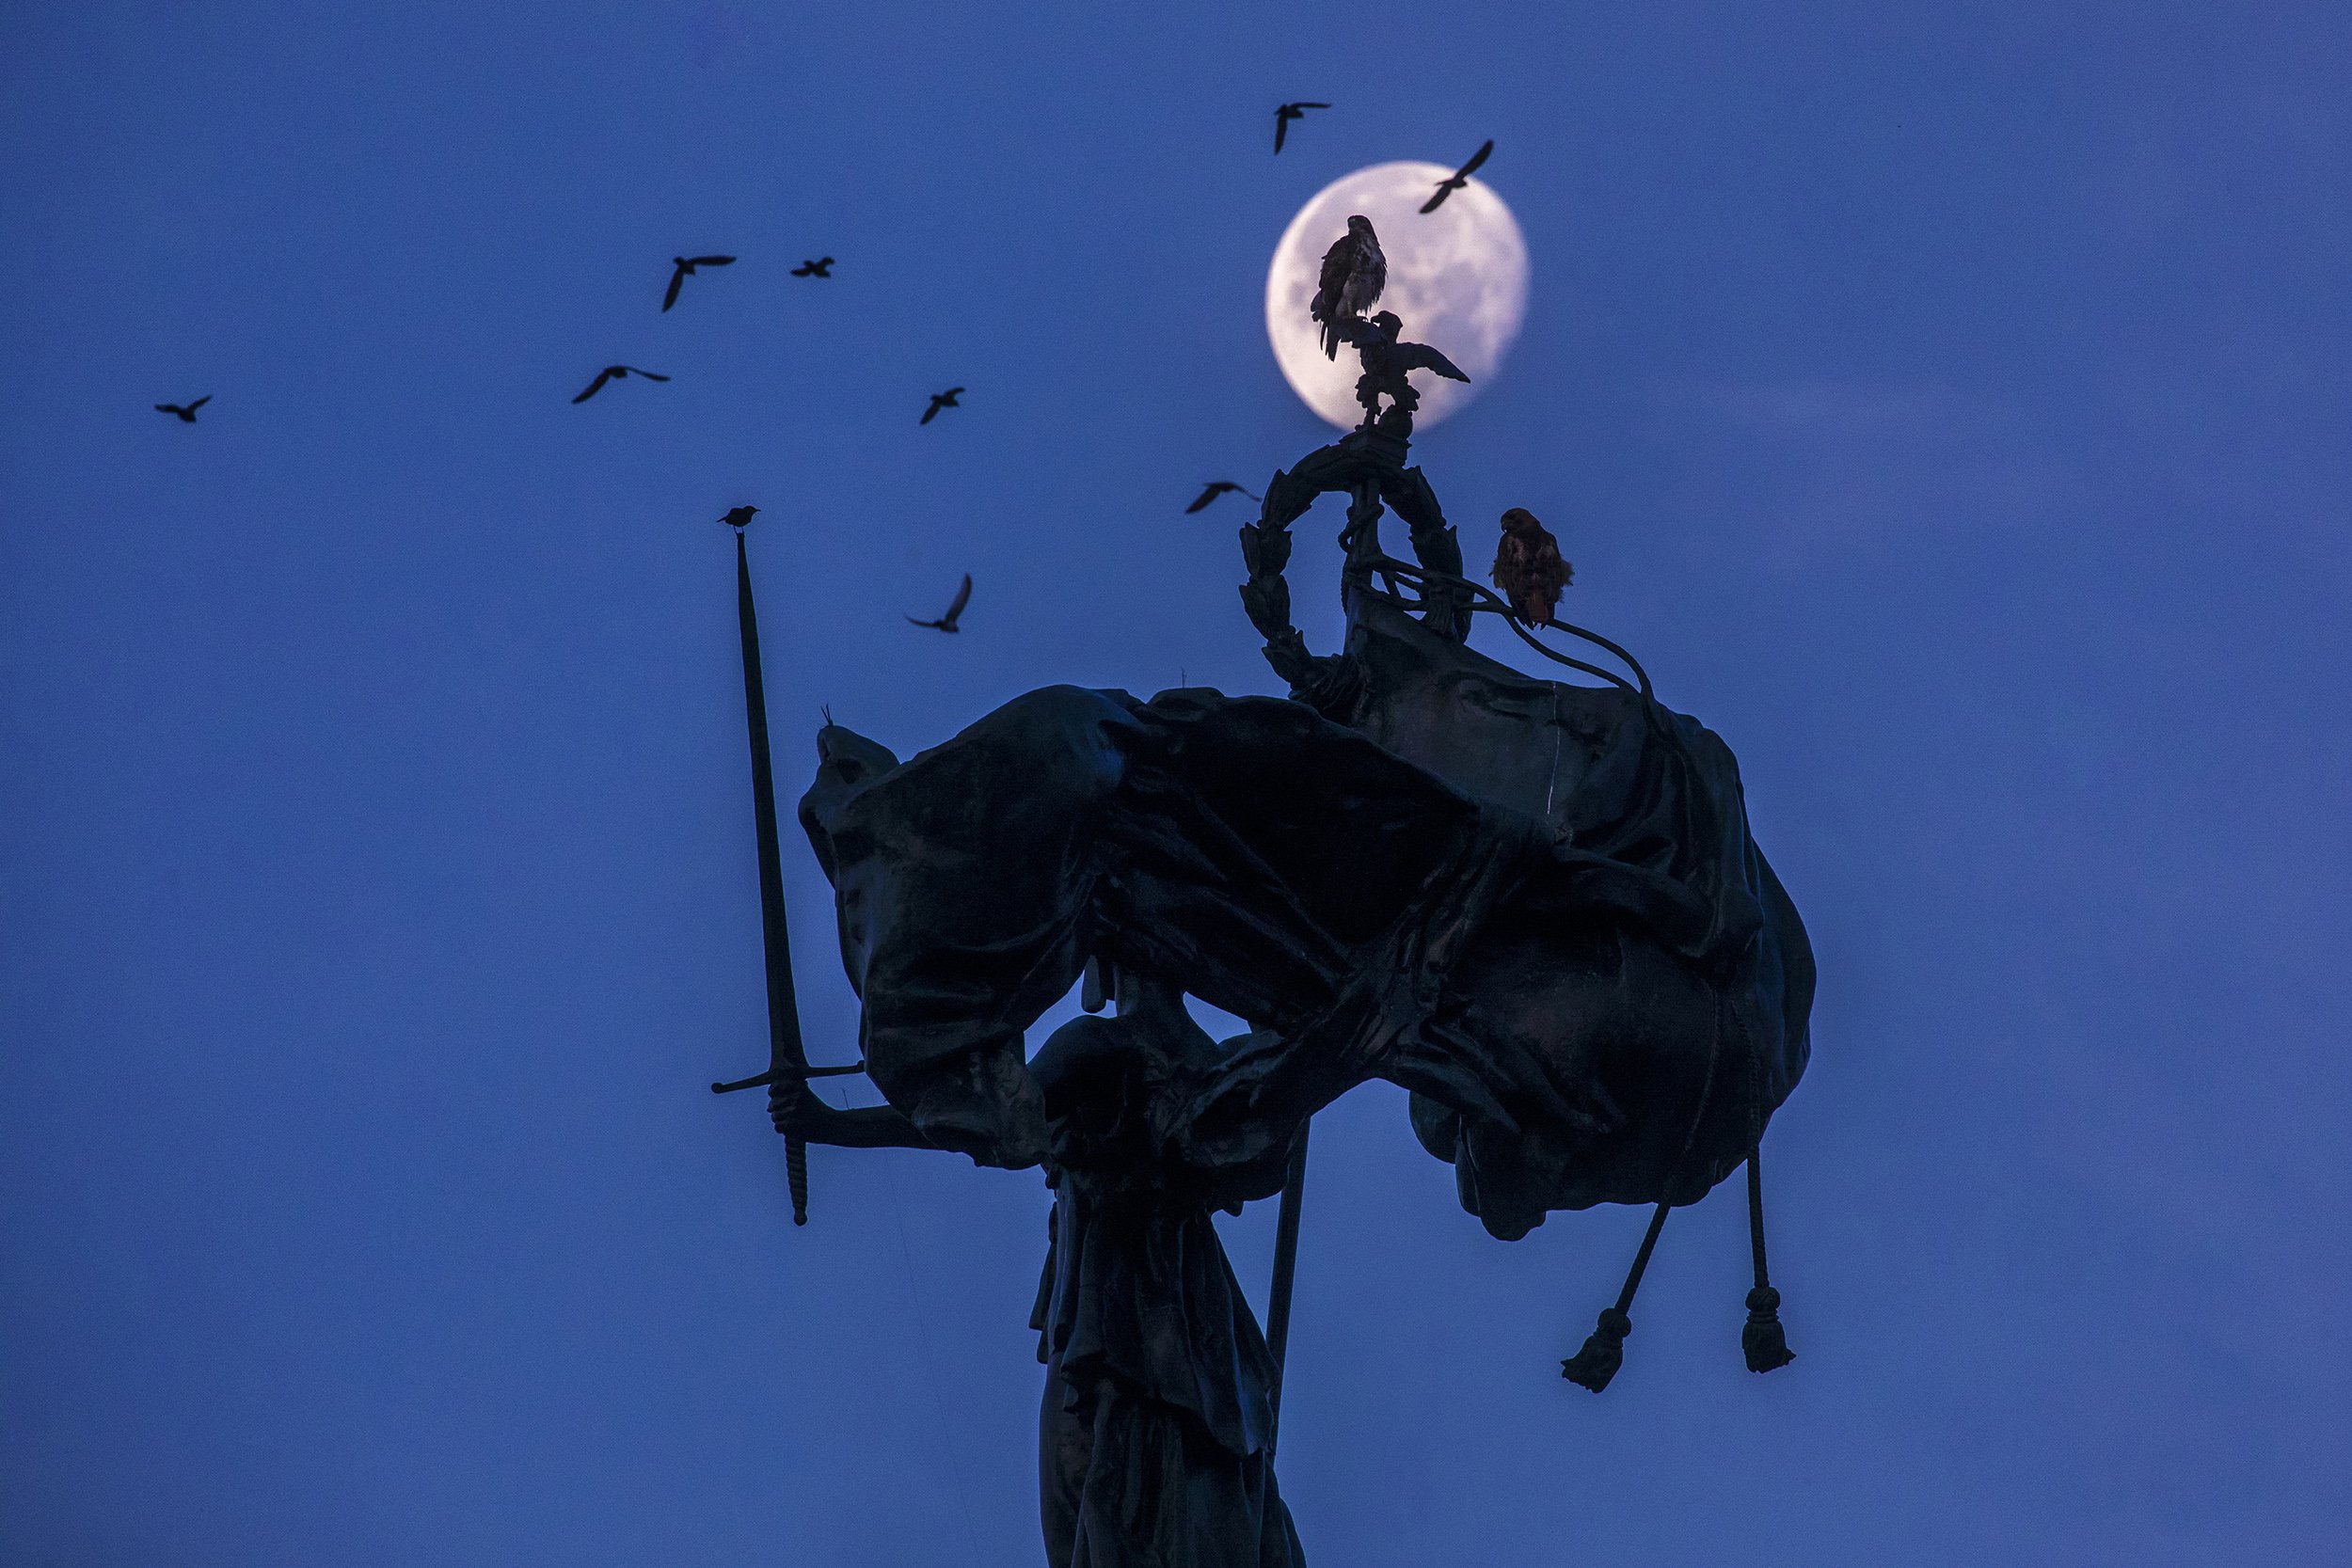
(707, 257), (1815, 1565)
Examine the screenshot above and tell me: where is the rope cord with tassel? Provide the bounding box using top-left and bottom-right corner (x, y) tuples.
(1742, 1147), (1794, 1373)
(1736, 997), (1795, 1373)
(1560, 1201), (1670, 1392)
(1562, 982), (1731, 1393)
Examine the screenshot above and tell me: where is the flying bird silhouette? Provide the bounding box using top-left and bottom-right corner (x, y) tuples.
(1184, 481), (1263, 514)
(790, 257), (834, 277)
(572, 365), (671, 403)
(1419, 139), (1494, 213)
(1311, 215), (1387, 359)
(718, 504), (758, 529)
(662, 254), (736, 311)
(1491, 507), (1572, 626)
(907, 573), (972, 633)
(920, 387), (964, 425)
(154, 395), (211, 423)
(1273, 101), (1329, 154)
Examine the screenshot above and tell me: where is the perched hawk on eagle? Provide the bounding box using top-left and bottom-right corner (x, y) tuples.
(1311, 214), (1386, 359)
(1491, 507), (1572, 626)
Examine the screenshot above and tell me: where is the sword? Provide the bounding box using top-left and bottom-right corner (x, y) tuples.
(711, 522), (825, 1224)
(1263, 1121), (1311, 1459)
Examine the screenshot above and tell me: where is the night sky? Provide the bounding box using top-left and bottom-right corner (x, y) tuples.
(5, 4), (2348, 1564)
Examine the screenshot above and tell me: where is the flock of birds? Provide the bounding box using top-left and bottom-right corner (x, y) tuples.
(566, 252), (959, 412)
(154, 104), (1560, 634)
(1271, 102), (1494, 212)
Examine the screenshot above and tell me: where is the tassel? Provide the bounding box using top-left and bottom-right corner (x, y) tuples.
(1741, 1148), (1794, 1373)
(1562, 1202), (1669, 1393)
(1742, 1286), (1793, 1373)
(1561, 1307), (1630, 1391)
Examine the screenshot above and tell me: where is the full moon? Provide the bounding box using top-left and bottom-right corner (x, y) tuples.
(1266, 162), (1530, 430)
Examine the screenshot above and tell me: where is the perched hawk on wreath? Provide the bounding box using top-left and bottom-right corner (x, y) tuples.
(1492, 507), (1572, 626)
(1311, 214), (1387, 359)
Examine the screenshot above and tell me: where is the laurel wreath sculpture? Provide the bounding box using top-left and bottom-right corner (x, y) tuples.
(1238, 432), (1474, 711)
(1239, 430), (1652, 712)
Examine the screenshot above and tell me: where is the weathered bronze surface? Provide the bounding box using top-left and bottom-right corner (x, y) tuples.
(714, 265), (1815, 1565)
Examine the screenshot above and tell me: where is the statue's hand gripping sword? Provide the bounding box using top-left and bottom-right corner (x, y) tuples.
(708, 522), (865, 1224)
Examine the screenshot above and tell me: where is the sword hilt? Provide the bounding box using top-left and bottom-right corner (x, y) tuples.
(708, 1060), (867, 1095)
(786, 1136), (810, 1226)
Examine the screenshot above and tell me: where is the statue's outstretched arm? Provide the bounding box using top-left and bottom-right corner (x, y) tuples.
(770, 1088), (933, 1151)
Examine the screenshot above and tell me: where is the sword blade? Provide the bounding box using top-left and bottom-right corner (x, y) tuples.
(735, 528), (814, 1224)
(1263, 1122), (1311, 1457)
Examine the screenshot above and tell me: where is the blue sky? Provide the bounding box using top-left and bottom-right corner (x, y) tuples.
(3, 2), (2347, 1563)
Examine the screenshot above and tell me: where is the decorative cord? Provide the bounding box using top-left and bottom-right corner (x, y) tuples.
(1561, 1201), (1670, 1392)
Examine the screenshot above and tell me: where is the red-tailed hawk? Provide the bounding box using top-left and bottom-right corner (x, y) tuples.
(1311, 214), (1386, 359)
(1491, 507), (1572, 626)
